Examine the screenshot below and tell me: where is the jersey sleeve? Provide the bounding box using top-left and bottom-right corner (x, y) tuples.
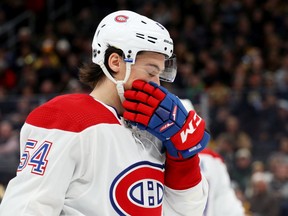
(199, 152), (245, 216)
(0, 123), (83, 216)
(211, 160), (245, 216)
(163, 155), (209, 215)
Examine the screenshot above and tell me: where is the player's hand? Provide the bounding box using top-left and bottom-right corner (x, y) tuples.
(123, 80), (210, 159)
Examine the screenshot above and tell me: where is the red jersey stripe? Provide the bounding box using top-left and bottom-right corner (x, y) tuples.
(26, 94), (120, 132)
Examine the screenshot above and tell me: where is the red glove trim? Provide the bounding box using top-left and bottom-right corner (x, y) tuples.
(171, 111), (205, 150)
(164, 154), (202, 190)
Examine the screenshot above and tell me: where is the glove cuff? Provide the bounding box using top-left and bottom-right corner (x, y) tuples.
(164, 154), (201, 190)
(164, 131), (210, 159)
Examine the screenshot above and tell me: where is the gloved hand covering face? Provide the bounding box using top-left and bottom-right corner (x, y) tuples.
(123, 80), (210, 159)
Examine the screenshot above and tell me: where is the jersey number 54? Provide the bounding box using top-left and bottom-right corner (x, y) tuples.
(17, 139), (53, 176)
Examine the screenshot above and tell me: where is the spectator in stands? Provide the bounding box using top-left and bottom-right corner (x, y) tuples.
(276, 100), (288, 137)
(230, 148), (252, 192)
(275, 53), (288, 99)
(222, 115), (252, 150)
(33, 38), (61, 87)
(248, 172), (280, 216)
(0, 120), (19, 186)
(214, 133), (236, 174)
(268, 150), (288, 216)
(278, 136), (288, 155)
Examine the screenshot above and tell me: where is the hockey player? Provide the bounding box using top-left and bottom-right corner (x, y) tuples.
(0, 10), (210, 215)
(200, 149), (246, 216)
(181, 99), (245, 216)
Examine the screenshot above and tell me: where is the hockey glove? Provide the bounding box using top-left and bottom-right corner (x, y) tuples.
(123, 80), (210, 159)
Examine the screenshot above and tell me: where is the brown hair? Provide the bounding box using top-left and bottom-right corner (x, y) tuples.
(79, 46), (123, 88)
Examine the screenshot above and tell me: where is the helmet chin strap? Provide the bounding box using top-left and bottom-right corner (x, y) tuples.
(99, 61), (131, 103)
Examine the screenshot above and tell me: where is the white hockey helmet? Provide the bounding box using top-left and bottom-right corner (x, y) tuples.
(92, 10), (177, 84)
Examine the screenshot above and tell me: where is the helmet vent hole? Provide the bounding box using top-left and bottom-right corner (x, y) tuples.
(141, 20), (147, 24)
(93, 49), (97, 57)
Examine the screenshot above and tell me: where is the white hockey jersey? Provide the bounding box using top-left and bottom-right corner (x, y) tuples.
(199, 149), (245, 216)
(0, 94), (208, 216)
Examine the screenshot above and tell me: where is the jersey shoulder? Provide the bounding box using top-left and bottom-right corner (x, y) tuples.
(199, 148), (224, 162)
(26, 94), (120, 132)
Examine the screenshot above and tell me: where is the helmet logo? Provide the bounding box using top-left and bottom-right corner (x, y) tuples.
(115, 15), (129, 23)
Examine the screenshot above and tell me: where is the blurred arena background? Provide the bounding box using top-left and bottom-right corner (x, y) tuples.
(0, 0), (287, 215)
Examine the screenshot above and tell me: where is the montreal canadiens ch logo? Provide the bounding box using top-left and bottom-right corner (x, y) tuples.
(110, 161), (165, 216)
(115, 15), (129, 23)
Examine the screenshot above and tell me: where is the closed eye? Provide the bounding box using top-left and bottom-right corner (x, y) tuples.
(147, 71), (159, 78)
(146, 64), (163, 73)
(145, 64), (164, 77)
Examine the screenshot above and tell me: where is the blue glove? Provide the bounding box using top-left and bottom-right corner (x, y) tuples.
(123, 80), (210, 159)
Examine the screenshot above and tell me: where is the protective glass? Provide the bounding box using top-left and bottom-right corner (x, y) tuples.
(160, 54), (177, 82)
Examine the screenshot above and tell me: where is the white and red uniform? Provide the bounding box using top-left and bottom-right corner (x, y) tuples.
(0, 94), (208, 216)
(199, 149), (245, 216)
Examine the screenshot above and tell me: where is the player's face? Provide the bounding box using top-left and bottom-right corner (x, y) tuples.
(124, 52), (165, 90)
